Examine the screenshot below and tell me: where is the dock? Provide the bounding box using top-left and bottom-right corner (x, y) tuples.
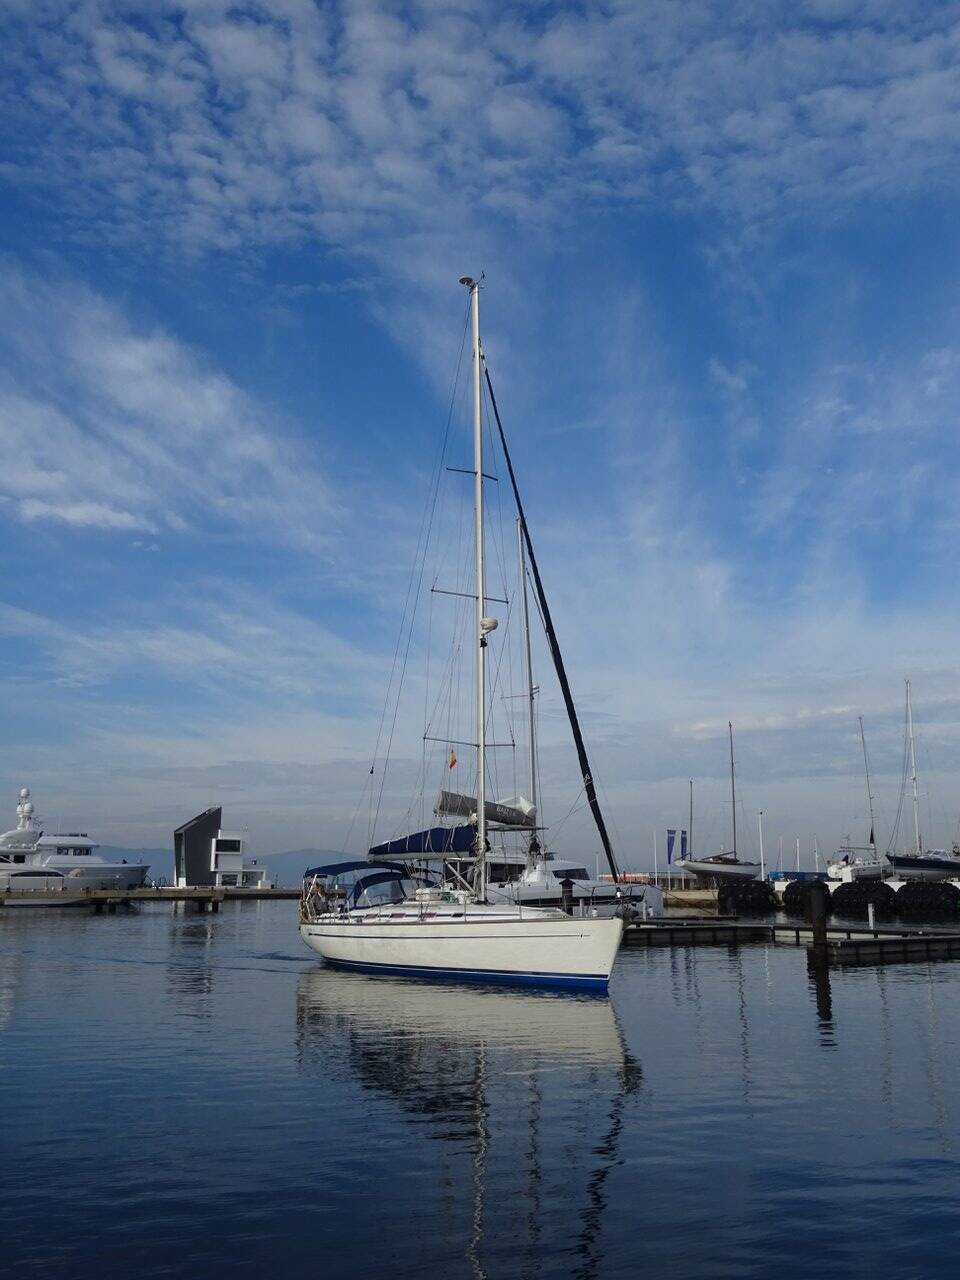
(0, 885), (301, 911)
(622, 915), (960, 963)
(772, 922), (960, 962)
(623, 917), (770, 946)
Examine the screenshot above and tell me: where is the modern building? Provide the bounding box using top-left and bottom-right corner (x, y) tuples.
(173, 806), (271, 888)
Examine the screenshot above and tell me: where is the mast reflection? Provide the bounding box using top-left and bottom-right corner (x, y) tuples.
(296, 972), (641, 1278)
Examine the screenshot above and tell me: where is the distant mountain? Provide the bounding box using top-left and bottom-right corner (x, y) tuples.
(257, 848), (351, 887)
(100, 846), (172, 874)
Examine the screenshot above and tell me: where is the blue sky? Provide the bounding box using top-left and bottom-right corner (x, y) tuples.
(2, 0), (960, 865)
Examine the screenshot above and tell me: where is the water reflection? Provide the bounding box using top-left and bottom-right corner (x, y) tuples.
(0, 951), (24, 1029)
(296, 972), (640, 1278)
(806, 951), (835, 1046)
(166, 912), (217, 1015)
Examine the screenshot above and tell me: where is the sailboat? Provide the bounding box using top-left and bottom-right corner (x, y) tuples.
(885, 680), (960, 879)
(827, 716), (884, 883)
(674, 723), (760, 882)
(299, 277), (624, 988)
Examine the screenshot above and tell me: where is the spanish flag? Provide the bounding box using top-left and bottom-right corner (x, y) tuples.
(448, 750), (457, 769)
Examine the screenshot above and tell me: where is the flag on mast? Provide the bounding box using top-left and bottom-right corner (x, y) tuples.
(666, 829), (676, 865)
(680, 829), (688, 858)
(448, 750), (457, 769)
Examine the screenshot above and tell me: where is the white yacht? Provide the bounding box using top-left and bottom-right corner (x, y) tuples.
(299, 279), (625, 989)
(0, 788), (150, 891)
(488, 852), (664, 917)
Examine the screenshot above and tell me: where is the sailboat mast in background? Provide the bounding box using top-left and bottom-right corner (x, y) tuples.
(729, 722), (737, 855)
(906, 678), (922, 855)
(859, 714), (878, 860)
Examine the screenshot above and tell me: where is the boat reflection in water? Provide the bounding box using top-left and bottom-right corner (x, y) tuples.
(296, 971), (641, 1279)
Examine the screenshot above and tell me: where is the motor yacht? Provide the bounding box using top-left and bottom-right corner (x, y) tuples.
(0, 788), (150, 891)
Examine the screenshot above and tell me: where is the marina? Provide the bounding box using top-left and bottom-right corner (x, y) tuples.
(4, 4), (960, 1273)
(6, 897), (960, 1279)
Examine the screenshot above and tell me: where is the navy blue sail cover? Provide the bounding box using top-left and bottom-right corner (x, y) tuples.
(368, 825), (475, 859)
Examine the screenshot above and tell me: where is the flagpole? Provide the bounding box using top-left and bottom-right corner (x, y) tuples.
(758, 809), (765, 880)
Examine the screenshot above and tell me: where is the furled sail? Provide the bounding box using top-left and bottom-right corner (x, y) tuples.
(368, 824), (476, 860)
(435, 791), (536, 829)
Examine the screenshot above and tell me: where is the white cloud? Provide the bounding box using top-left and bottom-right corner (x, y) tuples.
(5, 1), (960, 270)
(19, 498), (155, 530)
(0, 265), (336, 547)
(0, 585), (385, 699)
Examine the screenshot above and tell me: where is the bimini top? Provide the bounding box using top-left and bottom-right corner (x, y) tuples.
(303, 859), (405, 880)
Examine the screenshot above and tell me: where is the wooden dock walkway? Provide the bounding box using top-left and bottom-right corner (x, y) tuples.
(0, 886), (301, 911)
(624, 916), (960, 963)
(772, 922), (960, 962)
(623, 918), (770, 946)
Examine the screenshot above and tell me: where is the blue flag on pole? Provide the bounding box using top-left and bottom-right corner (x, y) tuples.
(680, 829), (688, 858)
(666, 829), (676, 864)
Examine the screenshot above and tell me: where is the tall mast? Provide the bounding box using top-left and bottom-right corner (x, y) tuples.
(518, 518), (539, 852)
(906, 679), (921, 854)
(729, 722), (737, 855)
(462, 276), (488, 900)
(858, 715), (878, 861)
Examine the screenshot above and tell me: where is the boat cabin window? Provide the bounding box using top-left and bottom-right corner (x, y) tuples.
(558, 868), (590, 880)
(351, 873), (410, 908)
(488, 862), (523, 883)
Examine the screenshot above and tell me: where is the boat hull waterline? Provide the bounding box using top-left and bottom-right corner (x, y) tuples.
(300, 910), (624, 990)
(886, 853), (960, 880)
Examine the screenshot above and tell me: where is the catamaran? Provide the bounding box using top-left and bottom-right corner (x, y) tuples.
(299, 278), (625, 988)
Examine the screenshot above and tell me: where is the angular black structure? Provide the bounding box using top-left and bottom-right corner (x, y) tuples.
(173, 806), (221, 888)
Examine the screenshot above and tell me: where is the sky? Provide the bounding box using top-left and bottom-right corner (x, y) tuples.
(2, 0), (960, 868)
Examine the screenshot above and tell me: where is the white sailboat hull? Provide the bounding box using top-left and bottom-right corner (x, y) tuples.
(300, 907), (624, 990)
(673, 858), (759, 881)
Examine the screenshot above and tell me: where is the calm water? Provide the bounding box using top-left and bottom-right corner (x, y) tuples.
(3, 901), (960, 1279)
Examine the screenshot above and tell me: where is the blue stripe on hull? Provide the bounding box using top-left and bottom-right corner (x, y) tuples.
(321, 955), (610, 991)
